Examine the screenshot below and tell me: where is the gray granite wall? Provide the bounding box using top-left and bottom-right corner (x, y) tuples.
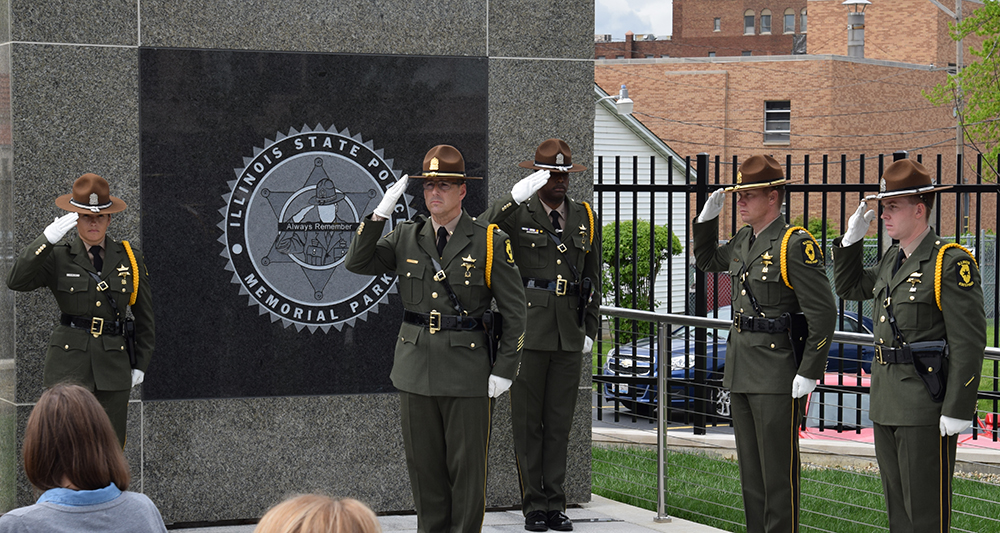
(0, 0), (595, 523)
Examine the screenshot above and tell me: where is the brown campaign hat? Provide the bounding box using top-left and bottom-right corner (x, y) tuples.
(410, 145), (482, 180)
(54, 173), (127, 214)
(723, 155), (791, 192)
(870, 159), (951, 201)
(518, 138), (586, 173)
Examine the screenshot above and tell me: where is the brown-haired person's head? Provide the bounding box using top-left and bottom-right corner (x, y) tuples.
(23, 383), (130, 492)
(254, 494), (381, 533)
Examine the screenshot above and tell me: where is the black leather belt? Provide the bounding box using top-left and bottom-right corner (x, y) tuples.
(523, 277), (579, 296)
(733, 312), (790, 333)
(402, 310), (484, 334)
(874, 344), (912, 365)
(60, 313), (124, 336)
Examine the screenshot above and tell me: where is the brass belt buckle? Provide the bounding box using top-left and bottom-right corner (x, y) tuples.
(90, 317), (104, 338)
(734, 314), (741, 333)
(875, 345), (887, 365)
(96, 280), (109, 292)
(428, 310), (441, 334)
(433, 270), (446, 282)
(555, 278), (568, 296)
(557, 243), (568, 253)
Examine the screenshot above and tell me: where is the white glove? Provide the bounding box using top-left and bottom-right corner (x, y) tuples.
(488, 375), (512, 398)
(131, 369), (145, 388)
(373, 175), (409, 219)
(44, 212), (79, 244)
(583, 336), (594, 354)
(939, 415), (971, 436)
(511, 170), (550, 204)
(841, 201), (876, 247)
(791, 375), (817, 398)
(696, 189), (726, 223)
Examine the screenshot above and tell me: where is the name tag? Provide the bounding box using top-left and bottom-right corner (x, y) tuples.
(65, 273), (80, 277)
(521, 227), (542, 235)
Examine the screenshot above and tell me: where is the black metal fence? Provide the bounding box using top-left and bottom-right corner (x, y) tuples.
(593, 151), (1000, 434)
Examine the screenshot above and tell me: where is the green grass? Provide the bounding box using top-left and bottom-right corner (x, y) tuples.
(592, 444), (1000, 533)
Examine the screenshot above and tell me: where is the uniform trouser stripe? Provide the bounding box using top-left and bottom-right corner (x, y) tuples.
(731, 392), (804, 533)
(873, 423), (956, 533)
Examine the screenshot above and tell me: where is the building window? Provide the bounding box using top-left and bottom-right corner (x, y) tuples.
(742, 51), (752, 56)
(801, 9), (807, 33)
(597, 56), (606, 60)
(645, 54), (655, 58)
(616, 55), (624, 59)
(784, 9), (795, 33)
(714, 18), (721, 32)
(744, 10), (755, 35)
(761, 10), (771, 34)
(708, 51), (716, 58)
(764, 101), (791, 144)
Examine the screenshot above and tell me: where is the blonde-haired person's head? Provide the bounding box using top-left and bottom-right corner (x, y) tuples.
(254, 494), (381, 533)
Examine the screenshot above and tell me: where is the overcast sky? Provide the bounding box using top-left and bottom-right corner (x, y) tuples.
(595, 0), (673, 38)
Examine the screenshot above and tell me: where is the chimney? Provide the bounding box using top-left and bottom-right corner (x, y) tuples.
(844, 0), (871, 58)
(625, 31), (634, 59)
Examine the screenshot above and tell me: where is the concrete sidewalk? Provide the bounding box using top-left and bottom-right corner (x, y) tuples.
(170, 494), (725, 532)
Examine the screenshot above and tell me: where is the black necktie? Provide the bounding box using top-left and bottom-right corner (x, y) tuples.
(893, 249), (906, 276)
(436, 227), (448, 257)
(550, 210), (561, 232)
(748, 233), (756, 247)
(89, 245), (103, 273)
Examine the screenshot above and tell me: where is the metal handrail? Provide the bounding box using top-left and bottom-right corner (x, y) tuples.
(597, 304), (1000, 522)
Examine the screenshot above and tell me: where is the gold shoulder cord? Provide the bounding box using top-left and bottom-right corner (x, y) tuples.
(583, 201), (595, 246)
(122, 241), (139, 306)
(486, 224), (498, 289)
(935, 243), (977, 311)
(779, 226), (821, 290)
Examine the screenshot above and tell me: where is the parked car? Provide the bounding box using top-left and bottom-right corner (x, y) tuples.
(600, 305), (875, 417)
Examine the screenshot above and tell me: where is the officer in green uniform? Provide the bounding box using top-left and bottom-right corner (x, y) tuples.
(345, 145), (527, 533)
(692, 155), (836, 533)
(6, 173), (155, 447)
(480, 139), (600, 532)
(832, 159), (985, 532)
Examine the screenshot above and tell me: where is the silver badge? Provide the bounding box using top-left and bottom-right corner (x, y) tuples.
(555, 153), (564, 165)
(879, 178), (886, 193)
(89, 193), (98, 205)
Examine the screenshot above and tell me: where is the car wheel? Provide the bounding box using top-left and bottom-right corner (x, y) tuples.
(714, 388), (731, 417)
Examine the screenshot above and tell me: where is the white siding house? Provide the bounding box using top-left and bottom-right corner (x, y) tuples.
(594, 84), (694, 314)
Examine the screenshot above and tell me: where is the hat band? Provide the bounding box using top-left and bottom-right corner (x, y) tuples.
(722, 177), (788, 192)
(873, 184), (938, 200)
(532, 162), (574, 172)
(70, 198), (112, 213)
(421, 172), (466, 178)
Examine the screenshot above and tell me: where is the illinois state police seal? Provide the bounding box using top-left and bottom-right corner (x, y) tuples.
(219, 124), (411, 332)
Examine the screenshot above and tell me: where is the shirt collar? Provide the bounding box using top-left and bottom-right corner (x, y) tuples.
(900, 226), (931, 259)
(37, 483), (122, 507)
(540, 198), (567, 223)
(431, 212), (461, 238)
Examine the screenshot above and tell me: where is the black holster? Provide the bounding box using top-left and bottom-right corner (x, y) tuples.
(578, 277), (593, 326)
(907, 340), (949, 403)
(124, 318), (137, 369)
(784, 312), (808, 367)
(482, 309), (503, 367)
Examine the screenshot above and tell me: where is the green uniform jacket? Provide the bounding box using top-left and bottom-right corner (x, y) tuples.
(693, 217), (836, 393)
(344, 211), (526, 397)
(832, 231), (985, 425)
(6, 233), (155, 391)
(480, 193), (600, 351)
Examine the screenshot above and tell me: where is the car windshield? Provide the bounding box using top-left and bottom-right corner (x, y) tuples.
(669, 306), (732, 342)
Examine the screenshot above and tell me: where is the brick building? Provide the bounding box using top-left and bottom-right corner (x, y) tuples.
(595, 0), (808, 59)
(595, 0), (994, 237)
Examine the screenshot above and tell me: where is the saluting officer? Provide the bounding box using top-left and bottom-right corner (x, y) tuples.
(832, 159), (985, 532)
(6, 173), (155, 447)
(480, 139), (600, 532)
(693, 155), (836, 533)
(345, 145), (527, 533)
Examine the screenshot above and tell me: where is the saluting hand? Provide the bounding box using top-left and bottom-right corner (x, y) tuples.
(373, 175), (409, 220)
(841, 201), (876, 247)
(511, 170), (550, 204)
(43, 212), (80, 244)
(696, 189), (726, 223)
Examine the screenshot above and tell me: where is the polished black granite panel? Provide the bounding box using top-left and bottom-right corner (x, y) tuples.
(140, 48), (488, 400)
